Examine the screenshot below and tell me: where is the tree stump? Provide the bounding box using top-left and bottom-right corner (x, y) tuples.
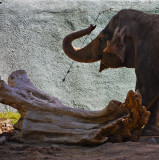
(0, 70), (150, 145)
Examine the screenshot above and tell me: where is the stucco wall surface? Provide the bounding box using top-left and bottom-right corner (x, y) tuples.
(0, 0), (159, 111)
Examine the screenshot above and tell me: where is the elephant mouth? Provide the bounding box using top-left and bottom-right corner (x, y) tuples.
(99, 62), (108, 72)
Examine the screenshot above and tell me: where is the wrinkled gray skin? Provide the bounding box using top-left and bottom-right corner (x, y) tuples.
(63, 9), (159, 136)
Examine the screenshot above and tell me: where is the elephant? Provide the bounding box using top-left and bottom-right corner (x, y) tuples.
(63, 9), (159, 136)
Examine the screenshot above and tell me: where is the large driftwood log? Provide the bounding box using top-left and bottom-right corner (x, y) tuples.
(0, 70), (150, 145)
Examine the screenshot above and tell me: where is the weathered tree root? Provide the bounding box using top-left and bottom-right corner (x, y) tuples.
(0, 70), (150, 145)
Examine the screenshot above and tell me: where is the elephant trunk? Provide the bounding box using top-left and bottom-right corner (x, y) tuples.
(63, 25), (101, 63)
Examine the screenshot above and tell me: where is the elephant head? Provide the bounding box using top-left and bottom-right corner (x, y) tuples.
(63, 10), (136, 72)
(99, 25), (128, 72)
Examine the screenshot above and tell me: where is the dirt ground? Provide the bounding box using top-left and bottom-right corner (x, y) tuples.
(0, 139), (159, 160)
(1, 119), (159, 160)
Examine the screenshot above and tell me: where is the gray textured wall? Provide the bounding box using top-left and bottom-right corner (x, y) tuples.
(1, 0), (159, 111)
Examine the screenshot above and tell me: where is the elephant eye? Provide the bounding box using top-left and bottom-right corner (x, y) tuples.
(99, 37), (104, 42)
(100, 36), (106, 42)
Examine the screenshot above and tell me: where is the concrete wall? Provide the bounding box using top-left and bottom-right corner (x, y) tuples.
(1, 0), (159, 111)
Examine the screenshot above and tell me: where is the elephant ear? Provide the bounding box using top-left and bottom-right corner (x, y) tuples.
(103, 26), (127, 63)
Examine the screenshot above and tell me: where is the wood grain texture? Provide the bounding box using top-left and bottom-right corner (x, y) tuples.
(0, 70), (150, 145)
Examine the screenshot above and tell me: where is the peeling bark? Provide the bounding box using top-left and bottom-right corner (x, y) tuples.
(0, 70), (150, 145)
